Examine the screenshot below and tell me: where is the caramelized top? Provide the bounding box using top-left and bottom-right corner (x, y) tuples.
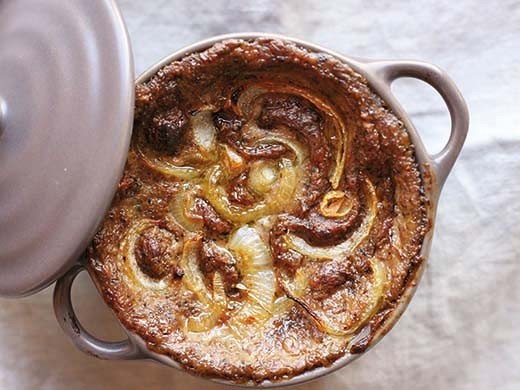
(88, 38), (428, 383)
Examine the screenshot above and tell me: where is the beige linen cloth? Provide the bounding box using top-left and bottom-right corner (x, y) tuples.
(1, 0), (519, 389)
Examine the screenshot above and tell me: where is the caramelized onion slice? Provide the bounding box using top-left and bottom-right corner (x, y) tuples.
(273, 268), (308, 315)
(228, 225), (272, 268)
(181, 238), (227, 332)
(236, 86), (267, 117)
(273, 296), (293, 316)
(328, 115), (347, 190)
(248, 161), (278, 195)
(191, 109), (217, 153)
(221, 144), (246, 175)
(180, 237), (212, 304)
(284, 178), (377, 259)
(186, 272), (227, 333)
(255, 135), (308, 164)
(205, 158), (298, 224)
(227, 269), (275, 338)
(137, 145), (201, 180)
(320, 191), (353, 218)
(283, 258), (387, 337)
(241, 269), (276, 314)
(227, 226), (276, 336)
(170, 185), (204, 232)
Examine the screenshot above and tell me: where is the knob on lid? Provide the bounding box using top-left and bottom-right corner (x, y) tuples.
(0, 0), (134, 296)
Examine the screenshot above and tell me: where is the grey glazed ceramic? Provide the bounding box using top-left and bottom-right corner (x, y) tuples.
(54, 33), (469, 387)
(0, 0), (134, 297)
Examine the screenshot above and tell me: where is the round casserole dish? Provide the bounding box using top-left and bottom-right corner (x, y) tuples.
(53, 32), (468, 387)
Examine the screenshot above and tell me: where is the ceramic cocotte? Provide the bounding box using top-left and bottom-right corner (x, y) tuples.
(50, 33), (468, 387)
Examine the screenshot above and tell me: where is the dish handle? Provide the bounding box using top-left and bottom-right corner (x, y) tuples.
(367, 60), (469, 189)
(53, 263), (143, 360)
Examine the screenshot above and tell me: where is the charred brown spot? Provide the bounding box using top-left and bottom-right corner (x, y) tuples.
(192, 198), (232, 235)
(199, 240), (240, 291)
(309, 259), (355, 297)
(213, 109), (244, 137)
(135, 226), (179, 279)
(276, 197), (360, 247)
(173, 265), (185, 279)
(270, 223), (304, 273)
(146, 107), (188, 152)
(226, 171), (257, 206)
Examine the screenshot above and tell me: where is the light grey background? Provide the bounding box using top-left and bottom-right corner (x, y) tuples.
(1, 0), (519, 389)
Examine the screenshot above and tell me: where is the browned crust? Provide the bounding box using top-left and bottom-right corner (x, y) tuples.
(88, 38), (429, 383)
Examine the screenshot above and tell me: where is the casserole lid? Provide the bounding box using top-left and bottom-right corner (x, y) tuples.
(0, 0), (134, 296)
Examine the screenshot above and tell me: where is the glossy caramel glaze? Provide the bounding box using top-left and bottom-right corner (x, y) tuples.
(88, 38), (429, 383)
